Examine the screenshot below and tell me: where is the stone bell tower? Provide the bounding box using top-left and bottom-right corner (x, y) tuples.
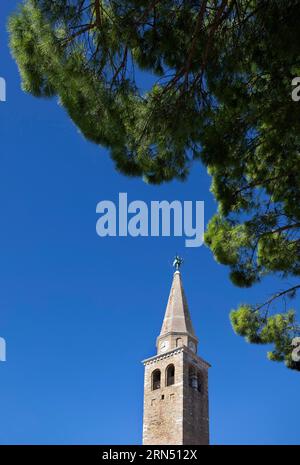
(142, 258), (210, 445)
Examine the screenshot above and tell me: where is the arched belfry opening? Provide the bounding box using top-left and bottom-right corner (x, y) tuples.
(189, 365), (203, 392)
(166, 364), (175, 386)
(152, 369), (161, 390)
(188, 365), (198, 390)
(197, 371), (203, 393)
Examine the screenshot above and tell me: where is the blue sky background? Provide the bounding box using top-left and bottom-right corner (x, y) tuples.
(0, 1), (299, 445)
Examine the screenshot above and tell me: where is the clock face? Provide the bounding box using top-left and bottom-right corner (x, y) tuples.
(160, 341), (169, 353)
(189, 341), (196, 353)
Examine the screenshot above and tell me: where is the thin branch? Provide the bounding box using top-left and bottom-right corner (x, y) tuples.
(254, 285), (300, 312)
(62, 23), (96, 44)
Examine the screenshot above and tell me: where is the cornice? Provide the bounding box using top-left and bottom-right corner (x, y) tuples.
(142, 346), (211, 368)
(142, 347), (184, 365)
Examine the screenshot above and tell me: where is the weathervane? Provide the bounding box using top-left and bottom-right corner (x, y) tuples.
(173, 255), (184, 271)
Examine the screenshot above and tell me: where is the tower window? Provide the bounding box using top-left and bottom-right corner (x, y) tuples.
(152, 369), (161, 390)
(166, 364), (175, 386)
(176, 337), (182, 347)
(189, 365), (198, 390)
(197, 371), (203, 393)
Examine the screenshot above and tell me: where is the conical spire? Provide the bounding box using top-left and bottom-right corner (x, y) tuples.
(159, 271), (196, 338)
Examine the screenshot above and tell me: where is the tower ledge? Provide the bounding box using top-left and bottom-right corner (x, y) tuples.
(142, 346), (211, 369)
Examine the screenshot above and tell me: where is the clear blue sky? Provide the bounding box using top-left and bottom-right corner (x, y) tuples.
(0, 1), (299, 445)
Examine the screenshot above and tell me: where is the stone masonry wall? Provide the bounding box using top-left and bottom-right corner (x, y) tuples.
(143, 349), (184, 445)
(142, 348), (209, 445)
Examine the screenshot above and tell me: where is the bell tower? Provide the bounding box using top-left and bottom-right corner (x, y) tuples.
(142, 259), (210, 445)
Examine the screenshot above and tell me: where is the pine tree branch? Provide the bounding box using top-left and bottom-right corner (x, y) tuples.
(63, 23), (96, 44)
(184, 0), (208, 86)
(254, 285), (300, 312)
(94, 0), (102, 28)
